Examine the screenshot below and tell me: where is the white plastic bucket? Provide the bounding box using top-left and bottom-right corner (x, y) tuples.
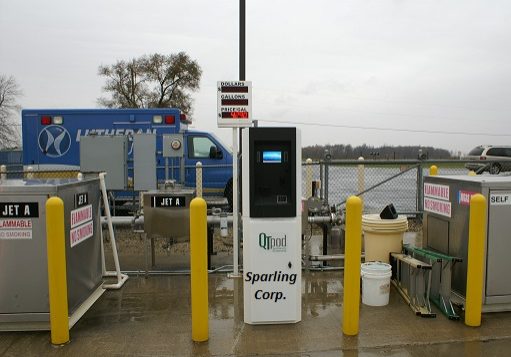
(361, 262), (392, 306)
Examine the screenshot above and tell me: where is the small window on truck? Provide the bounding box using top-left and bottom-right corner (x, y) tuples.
(188, 136), (217, 159)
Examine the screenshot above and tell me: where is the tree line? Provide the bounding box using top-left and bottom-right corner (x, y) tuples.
(0, 54), (455, 160)
(0, 51), (202, 149)
(302, 144), (452, 160)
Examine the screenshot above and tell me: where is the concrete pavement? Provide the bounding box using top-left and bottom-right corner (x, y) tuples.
(1, 271), (511, 356)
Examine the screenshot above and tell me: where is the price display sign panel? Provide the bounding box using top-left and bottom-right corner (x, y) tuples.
(217, 81), (252, 128)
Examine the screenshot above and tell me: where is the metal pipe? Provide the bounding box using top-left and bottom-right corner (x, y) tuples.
(0, 165), (6, 180)
(239, 0), (246, 81)
(307, 215), (337, 224)
(232, 128), (240, 277)
(195, 162), (203, 198)
(357, 157), (365, 199)
(99, 173), (129, 289)
(165, 158), (169, 181)
(324, 162), (329, 204)
(419, 162), (425, 214)
(309, 253), (366, 261)
(306, 158), (313, 198)
(319, 161), (324, 199)
(208, 215), (234, 224)
(322, 225), (328, 266)
(101, 215), (234, 227)
(120, 265), (236, 276)
(308, 266), (344, 271)
(310, 254), (344, 261)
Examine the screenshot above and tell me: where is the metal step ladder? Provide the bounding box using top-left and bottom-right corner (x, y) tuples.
(404, 245), (462, 320)
(390, 253), (435, 318)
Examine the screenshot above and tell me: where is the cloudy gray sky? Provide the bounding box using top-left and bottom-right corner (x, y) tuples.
(1, 0), (511, 154)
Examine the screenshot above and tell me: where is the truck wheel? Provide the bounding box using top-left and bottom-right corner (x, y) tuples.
(489, 163), (501, 175)
(224, 179), (233, 211)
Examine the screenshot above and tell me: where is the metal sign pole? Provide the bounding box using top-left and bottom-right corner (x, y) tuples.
(232, 127), (239, 276)
(216, 80), (251, 278)
(231, 0), (245, 278)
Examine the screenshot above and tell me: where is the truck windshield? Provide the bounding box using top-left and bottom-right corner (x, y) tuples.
(189, 136), (217, 158)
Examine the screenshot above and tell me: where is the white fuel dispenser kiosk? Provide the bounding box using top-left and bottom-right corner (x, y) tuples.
(242, 127), (301, 324)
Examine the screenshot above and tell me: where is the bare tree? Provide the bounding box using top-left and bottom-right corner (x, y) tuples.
(98, 59), (148, 108)
(0, 75), (22, 149)
(98, 52), (202, 115)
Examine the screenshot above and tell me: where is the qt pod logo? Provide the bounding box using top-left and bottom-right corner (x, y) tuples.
(258, 232), (287, 252)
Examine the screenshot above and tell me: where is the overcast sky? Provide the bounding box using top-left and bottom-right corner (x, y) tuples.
(1, 0), (511, 154)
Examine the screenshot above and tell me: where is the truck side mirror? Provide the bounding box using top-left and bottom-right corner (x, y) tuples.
(209, 146), (223, 159)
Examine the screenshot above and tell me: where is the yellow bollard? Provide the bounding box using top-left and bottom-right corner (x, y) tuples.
(429, 165), (438, 176)
(343, 196), (362, 336)
(465, 193), (486, 327)
(190, 197), (209, 342)
(46, 197), (70, 345)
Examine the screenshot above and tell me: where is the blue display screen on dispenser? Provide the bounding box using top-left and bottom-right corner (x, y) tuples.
(262, 151), (282, 163)
(249, 127), (296, 217)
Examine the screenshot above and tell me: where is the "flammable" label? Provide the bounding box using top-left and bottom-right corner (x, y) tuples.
(0, 219), (33, 240)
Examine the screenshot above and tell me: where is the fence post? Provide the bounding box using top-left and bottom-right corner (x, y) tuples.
(190, 197), (208, 342)
(465, 193), (486, 327)
(26, 166), (34, 179)
(357, 157), (365, 202)
(319, 161), (324, 200)
(324, 162), (330, 204)
(46, 197), (70, 345)
(343, 196), (362, 336)
(306, 158), (313, 198)
(195, 162), (203, 198)
(417, 162), (424, 214)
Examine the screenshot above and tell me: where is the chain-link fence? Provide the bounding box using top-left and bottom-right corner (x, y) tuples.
(0, 163), (233, 215)
(0, 158), (495, 217)
(0, 168), (82, 180)
(0, 157), (496, 272)
(302, 159), (474, 216)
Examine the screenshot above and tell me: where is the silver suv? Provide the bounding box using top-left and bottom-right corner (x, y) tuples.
(465, 145), (511, 174)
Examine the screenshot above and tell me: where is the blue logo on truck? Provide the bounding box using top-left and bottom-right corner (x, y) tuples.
(38, 125), (71, 158)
